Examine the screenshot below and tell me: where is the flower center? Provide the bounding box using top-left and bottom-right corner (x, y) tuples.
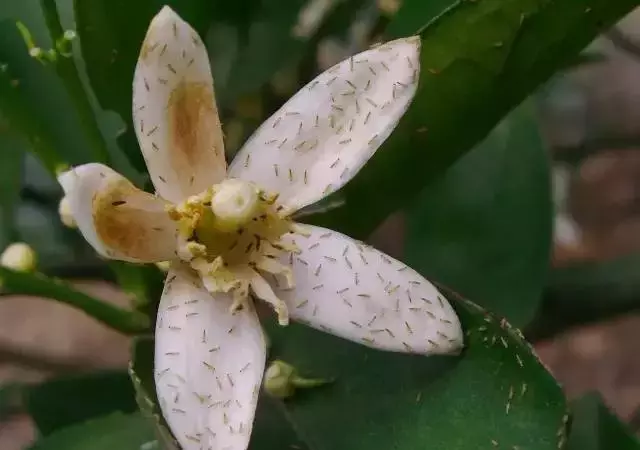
(167, 179), (302, 324)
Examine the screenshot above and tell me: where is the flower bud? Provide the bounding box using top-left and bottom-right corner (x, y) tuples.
(263, 360), (332, 399)
(1, 242), (37, 272)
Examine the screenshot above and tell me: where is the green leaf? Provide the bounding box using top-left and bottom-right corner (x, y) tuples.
(266, 287), (567, 450)
(28, 413), (155, 450)
(304, 0), (639, 239)
(0, 1), (103, 170)
(207, 0), (310, 107)
(129, 336), (179, 450)
(130, 336), (309, 450)
(0, 268), (150, 334)
(109, 261), (165, 311)
(568, 394), (640, 450)
(386, 0), (456, 39)
(0, 21), (67, 173)
(405, 102), (551, 327)
(25, 371), (138, 436)
(0, 134), (24, 248)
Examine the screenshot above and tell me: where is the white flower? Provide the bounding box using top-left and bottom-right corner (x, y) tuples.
(58, 6), (463, 450)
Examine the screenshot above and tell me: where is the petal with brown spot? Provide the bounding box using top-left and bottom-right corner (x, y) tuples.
(133, 6), (226, 203)
(58, 163), (178, 263)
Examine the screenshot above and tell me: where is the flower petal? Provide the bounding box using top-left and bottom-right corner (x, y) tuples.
(58, 163), (177, 262)
(155, 265), (266, 450)
(274, 225), (463, 354)
(133, 6), (226, 203)
(229, 37), (420, 212)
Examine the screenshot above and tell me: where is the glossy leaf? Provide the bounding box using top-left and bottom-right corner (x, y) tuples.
(28, 413), (155, 450)
(304, 0), (639, 239)
(405, 102), (552, 327)
(109, 261), (165, 311)
(0, 20), (67, 173)
(568, 394), (640, 450)
(0, 4), (98, 169)
(266, 287), (567, 450)
(26, 371), (138, 436)
(386, 0), (455, 39)
(129, 336), (180, 450)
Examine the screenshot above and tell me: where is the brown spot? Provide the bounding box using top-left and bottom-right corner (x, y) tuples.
(93, 179), (169, 260)
(167, 81), (226, 193)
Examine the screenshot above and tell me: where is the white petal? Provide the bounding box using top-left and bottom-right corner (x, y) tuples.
(133, 6), (226, 203)
(229, 37), (420, 212)
(58, 163), (177, 263)
(155, 265), (266, 450)
(274, 225), (463, 354)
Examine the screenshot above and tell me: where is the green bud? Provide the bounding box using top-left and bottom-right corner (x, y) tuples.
(263, 360), (332, 399)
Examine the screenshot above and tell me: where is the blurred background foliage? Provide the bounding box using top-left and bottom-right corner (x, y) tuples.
(1, 0), (640, 449)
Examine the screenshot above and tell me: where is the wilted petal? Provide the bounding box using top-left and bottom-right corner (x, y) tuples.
(229, 37), (420, 212)
(274, 225), (463, 354)
(58, 163), (177, 262)
(155, 265), (266, 450)
(133, 6), (226, 203)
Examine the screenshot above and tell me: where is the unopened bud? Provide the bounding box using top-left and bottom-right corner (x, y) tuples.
(1, 242), (37, 272)
(263, 360), (332, 399)
(56, 29), (76, 58)
(58, 196), (76, 228)
(29, 47), (43, 59)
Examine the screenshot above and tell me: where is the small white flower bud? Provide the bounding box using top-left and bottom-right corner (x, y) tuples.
(58, 196), (76, 228)
(63, 30), (76, 41)
(1, 242), (37, 272)
(29, 47), (43, 58)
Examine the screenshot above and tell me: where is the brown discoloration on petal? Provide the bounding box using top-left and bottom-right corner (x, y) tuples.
(168, 81), (225, 168)
(92, 179), (171, 261)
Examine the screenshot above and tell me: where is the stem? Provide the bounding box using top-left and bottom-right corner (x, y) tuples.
(40, 0), (111, 165)
(0, 267), (150, 335)
(291, 376), (333, 389)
